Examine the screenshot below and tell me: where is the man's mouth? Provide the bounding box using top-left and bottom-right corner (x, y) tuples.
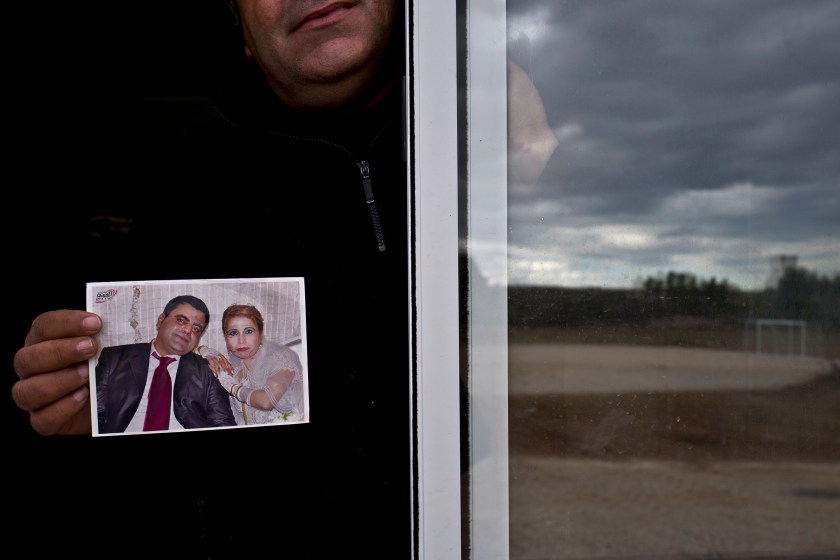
(293, 2), (354, 32)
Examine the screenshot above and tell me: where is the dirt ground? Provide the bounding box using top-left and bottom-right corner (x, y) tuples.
(509, 365), (840, 463)
(502, 344), (840, 559)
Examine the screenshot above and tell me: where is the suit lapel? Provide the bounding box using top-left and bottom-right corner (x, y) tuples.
(128, 343), (153, 395)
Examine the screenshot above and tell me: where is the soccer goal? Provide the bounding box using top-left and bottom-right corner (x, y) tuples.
(744, 318), (807, 356)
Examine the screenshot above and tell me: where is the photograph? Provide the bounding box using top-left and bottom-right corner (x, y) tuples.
(87, 277), (308, 436)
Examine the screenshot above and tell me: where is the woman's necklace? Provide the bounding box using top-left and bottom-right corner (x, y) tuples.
(238, 364), (250, 425)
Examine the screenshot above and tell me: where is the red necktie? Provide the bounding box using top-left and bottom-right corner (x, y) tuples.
(144, 351), (175, 431)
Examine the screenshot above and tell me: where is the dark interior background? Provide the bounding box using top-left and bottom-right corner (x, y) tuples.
(14, 0), (241, 155)
(7, 0), (244, 438)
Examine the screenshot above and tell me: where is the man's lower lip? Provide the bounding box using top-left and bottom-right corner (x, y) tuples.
(297, 4), (352, 31)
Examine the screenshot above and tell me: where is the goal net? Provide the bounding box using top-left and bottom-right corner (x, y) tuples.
(744, 318), (807, 356)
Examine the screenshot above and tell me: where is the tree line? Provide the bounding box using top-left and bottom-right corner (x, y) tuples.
(508, 267), (840, 330)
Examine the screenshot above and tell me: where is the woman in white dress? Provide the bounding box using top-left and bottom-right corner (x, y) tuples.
(202, 304), (305, 425)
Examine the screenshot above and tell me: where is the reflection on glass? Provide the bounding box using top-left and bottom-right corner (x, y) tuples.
(505, 1), (840, 558)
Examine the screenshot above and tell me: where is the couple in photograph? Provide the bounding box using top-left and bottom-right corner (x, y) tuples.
(96, 294), (305, 434)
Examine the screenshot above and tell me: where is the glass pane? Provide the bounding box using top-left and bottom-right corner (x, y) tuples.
(502, 1), (839, 558)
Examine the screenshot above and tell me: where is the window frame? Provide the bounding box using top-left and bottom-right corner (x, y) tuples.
(412, 0), (511, 558)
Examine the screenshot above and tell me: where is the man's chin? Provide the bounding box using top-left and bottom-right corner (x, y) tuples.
(169, 342), (194, 356)
(305, 39), (370, 82)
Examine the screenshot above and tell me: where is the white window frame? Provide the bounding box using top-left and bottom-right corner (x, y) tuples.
(411, 0), (462, 557)
(412, 0), (510, 558)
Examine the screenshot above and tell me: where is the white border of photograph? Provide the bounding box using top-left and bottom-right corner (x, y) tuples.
(87, 277), (308, 437)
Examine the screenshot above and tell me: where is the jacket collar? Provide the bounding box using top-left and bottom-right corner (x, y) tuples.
(209, 58), (402, 155)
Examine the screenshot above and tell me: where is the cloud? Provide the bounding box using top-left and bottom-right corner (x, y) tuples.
(554, 122), (583, 141)
(501, 0), (840, 288)
(660, 182), (783, 218)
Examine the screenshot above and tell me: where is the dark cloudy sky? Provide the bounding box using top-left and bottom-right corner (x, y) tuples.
(501, 0), (839, 289)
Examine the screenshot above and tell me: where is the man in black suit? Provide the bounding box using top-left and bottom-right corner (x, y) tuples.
(96, 295), (235, 434)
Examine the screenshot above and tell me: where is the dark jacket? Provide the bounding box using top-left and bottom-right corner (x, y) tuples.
(11, 57), (413, 558)
(8, 5), (416, 557)
(96, 342), (236, 433)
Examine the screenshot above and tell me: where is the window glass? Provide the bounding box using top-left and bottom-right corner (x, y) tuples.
(464, 1), (839, 558)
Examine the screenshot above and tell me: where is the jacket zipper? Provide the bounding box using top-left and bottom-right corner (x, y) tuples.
(248, 117), (396, 254)
(357, 160), (387, 252)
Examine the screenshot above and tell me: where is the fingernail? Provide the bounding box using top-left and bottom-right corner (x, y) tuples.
(83, 315), (101, 332)
(77, 363), (90, 380)
(77, 338), (93, 354)
(73, 386), (89, 402)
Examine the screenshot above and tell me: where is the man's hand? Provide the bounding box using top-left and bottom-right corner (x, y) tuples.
(11, 310), (101, 435)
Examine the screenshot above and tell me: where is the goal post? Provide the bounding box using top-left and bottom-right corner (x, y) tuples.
(744, 318), (807, 356)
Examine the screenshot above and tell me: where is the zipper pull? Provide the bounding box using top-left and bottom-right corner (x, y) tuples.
(357, 160), (387, 252)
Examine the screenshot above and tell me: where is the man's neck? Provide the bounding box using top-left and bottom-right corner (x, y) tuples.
(268, 61), (401, 115)
(152, 340), (180, 358)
